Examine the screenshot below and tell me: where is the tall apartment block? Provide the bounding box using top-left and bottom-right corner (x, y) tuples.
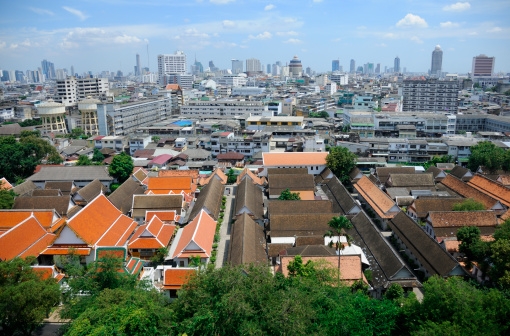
(402, 79), (459, 113)
(157, 51), (187, 85)
(471, 55), (495, 78)
(430, 45), (443, 77)
(54, 77), (109, 106)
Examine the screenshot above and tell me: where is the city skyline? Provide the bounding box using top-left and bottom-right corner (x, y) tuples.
(0, 0), (509, 74)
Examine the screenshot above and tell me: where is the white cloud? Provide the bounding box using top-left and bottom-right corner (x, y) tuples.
(396, 14), (428, 28)
(357, 26), (367, 30)
(265, 4), (275, 11)
(376, 43), (387, 47)
(443, 2), (471, 12)
(284, 18), (297, 23)
(0, 41), (6, 49)
(10, 44), (19, 49)
(411, 36), (424, 44)
(487, 27), (502, 33)
(383, 33), (398, 39)
(440, 21), (460, 28)
(312, 0), (323, 2)
(59, 28), (146, 49)
(283, 38), (302, 44)
(276, 31), (298, 36)
(214, 41), (237, 48)
(62, 6), (88, 21)
(249, 31), (272, 40)
(222, 20), (235, 28)
(29, 7), (54, 16)
(468, 32), (478, 35)
(332, 37), (341, 42)
(210, 0), (235, 4)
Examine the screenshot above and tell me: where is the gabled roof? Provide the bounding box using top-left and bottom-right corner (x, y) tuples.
(263, 152), (328, 167)
(440, 174), (499, 210)
(387, 173), (435, 188)
(159, 169), (200, 183)
(12, 180), (38, 197)
(75, 179), (105, 204)
(32, 189), (61, 197)
(449, 166), (472, 180)
(497, 175), (510, 186)
(147, 176), (194, 194)
(66, 194), (137, 247)
(388, 212), (463, 277)
(467, 174), (510, 207)
(13, 196), (73, 218)
(163, 268), (195, 290)
(28, 166), (113, 182)
(146, 210), (179, 223)
(268, 200), (333, 217)
(0, 209), (62, 233)
(236, 168), (264, 186)
(108, 178), (146, 215)
(266, 168), (308, 175)
(132, 167), (148, 183)
(235, 177), (264, 219)
(322, 176), (358, 215)
(353, 176), (399, 219)
(409, 197), (466, 218)
(269, 213), (339, 238)
(268, 173), (315, 197)
(149, 154), (173, 165)
(45, 181), (76, 195)
(426, 166), (446, 179)
(376, 167), (415, 184)
(128, 216), (176, 250)
(199, 168), (227, 186)
(217, 151), (245, 160)
(132, 194), (184, 218)
(189, 177), (224, 221)
(228, 213), (267, 266)
(427, 211), (498, 228)
(172, 210), (216, 259)
(314, 167), (333, 185)
(0, 215), (55, 261)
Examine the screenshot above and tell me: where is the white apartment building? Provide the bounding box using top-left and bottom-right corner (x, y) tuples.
(158, 51), (187, 85)
(402, 80), (459, 113)
(180, 100), (267, 118)
(54, 76), (109, 106)
(215, 74), (248, 87)
(246, 59), (261, 73)
(210, 131), (271, 158)
(330, 73), (348, 86)
(162, 74), (193, 89)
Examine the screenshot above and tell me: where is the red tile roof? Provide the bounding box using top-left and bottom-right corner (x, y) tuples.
(147, 176), (194, 194)
(263, 152), (327, 167)
(441, 174), (499, 209)
(0, 210), (57, 232)
(354, 176), (399, 219)
(217, 151), (245, 160)
(0, 177), (13, 190)
(280, 255), (363, 283)
(128, 216), (176, 250)
(172, 210), (216, 259)
(149, 154), (173, 165)
(163, 268), (196, 289)
(146, 210), (178, 222)
(468, 174), (510, 207)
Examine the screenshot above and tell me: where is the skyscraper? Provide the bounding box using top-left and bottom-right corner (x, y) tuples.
(431, 45), (443, 77)
(157, 51), (187, 85)
(267, 64), (271, 74)
(41, 59), (55, 80)
(471, 54), (495, 78)
(289, 55), (303, 77)
(209, 61), (219, 72)
(191, 60), (203, 75)
(394, 56), (400, 73)
(375, 63), (381, 74)
(135, 54), (141, 76)
(70, 66), (75, 77)
(350, 59), (356, 73)
(231, 59), (243, 74)
(246, 58), (261, 73)
(332, 60), (340, 72)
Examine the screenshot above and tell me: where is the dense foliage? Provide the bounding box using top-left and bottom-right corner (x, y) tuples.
(0, 257), (61, 336)
(326, 146), (357, 183)
(92, 148), (105, 162)
(452, 198), (486, 211)
(0, 180), (16, 209)
(108, 152), (134, 183)
(467, 141), (510, 172)
(278, 188), (301, 200)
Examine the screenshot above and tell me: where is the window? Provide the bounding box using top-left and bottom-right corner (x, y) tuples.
(179, 260), (185, 267)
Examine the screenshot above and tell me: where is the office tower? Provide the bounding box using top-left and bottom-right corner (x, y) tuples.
(191, 60), (203, 75)
(41, 59), (56, 80)
(471, 55), (495, 78)
(403, 67), (407, 74)
(275, 61), (282, 67)
(431, 45), (443, 77)
(15, 70), (24, 82)
(55, 69), (67, 80)
(350, 59), (356, 73)
(364, 63), (374, 74)
(231, 59), (243, 74)
(289, 55), (303, 77)
(332, 59), (340, 72)
(267, 64), (271, 74)
(306, 67), (312, 76)
(209, 61), (219, 72)
(135, 54), (141, 76)
(246, 58), (261, 72)
(157, 51), (187, 85)
(375, 64), (381, 74)
(402, 79), (458, 113)
(70, 66), (75, 77)
(272, 64), (280, 76)
(394, 56), (400, 73)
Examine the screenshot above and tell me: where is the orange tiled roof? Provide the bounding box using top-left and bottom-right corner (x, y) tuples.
(172, 210), (216, 259)
(428, 211), (498, 228)
(497, 175), (510, 186)
(147, 176), (193, 192)
(66, 194), (137, 247)
(468, 174), (510, 207)
(0, 210), (56, 231)
(40, 247), (91, 255)
(199, 168), (227, 186)
(159, 170), (199, 181)
(292, 190), (315, 200)
(0, 216), (55, 261)
(0, 177), (13, 190)
(165, 84), (181, 91)
(128, 216), (176, 249)
(32, 265), (65, 283)
(146, 210), (177, 222)
(236, 168), (264, 185)
(354, 176), (398, 219)
(263, 152), (328, 167)
(163, 268), (196, 289)
(280, 255), (363, 282)
(441, 174), (498, 209)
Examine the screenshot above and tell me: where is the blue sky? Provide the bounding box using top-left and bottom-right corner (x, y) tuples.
(1, 0), (509, 75)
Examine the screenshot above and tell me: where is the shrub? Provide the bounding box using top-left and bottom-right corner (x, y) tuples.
(210, 256), (216, 263)
(211, 250), (217, 257)
(214, 234), (220, 243)
(212, 243), (218, 249)
(221, 205), (226, 210)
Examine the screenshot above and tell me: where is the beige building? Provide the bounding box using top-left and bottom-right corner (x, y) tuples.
(36, 100), (67, 134)
(78, 97), (100, 136)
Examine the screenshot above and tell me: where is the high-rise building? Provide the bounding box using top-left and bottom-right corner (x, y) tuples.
(272, 64), (280, 76)
(350, 59), (356, 73)
(471, 55), (495, 78)
(246, 58), (261, 73)
(267, 64), (272, 74)
(54, 77), (109, 106)
(209, 61), (219, 72)
(231, 59), (243, 74)
(191, 60), (203, 75)
(157, 51), (187, 85)
(41, 59), (56, 80)
(375, 64), (381, 74)
(289, 55), (303, 77)
(135, 54), (141, 76)
(394, 56), (400, 73)
(15, 70), (24, 82)
(431, 45), (443, 77)
(402, 79), (458, 113)
(70, 66), (75, 77)
(332, 60), (340, 72)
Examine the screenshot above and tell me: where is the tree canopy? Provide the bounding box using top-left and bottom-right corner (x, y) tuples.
(326, 146), (357, 183)
(452, 198), (486, 211)
(0, 257), (61, 336)
(76, 155), (93, 166)
(467, 141), (510, 172)
(278, 188), (301, 200)
(92, 148), (105, 163)
(108, 152), (134, 183)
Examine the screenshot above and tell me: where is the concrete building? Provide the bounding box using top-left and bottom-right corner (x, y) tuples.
(332, 60), (340, 72)
(78, 97), (101, 136)
(431, 45), (443, 77)
(289, 55), (303, 77)
(330, 73), (348, 86)
(180, 100), (266, 119)
(246, 116), (304, 131)
(162, 74), (193, 89)
(350, 59), (356, 73)
(36, 100), (67, 134)
(246, 58), (261, 73)
(157, 51), (187, 85)
(97, 98), (172, 136)
(402, 79), (458, 113)
(232, 59), (243, 74)
(54, 77), (109, 106)
(394, 56), (400, 73)
(471, 55), (495, 78)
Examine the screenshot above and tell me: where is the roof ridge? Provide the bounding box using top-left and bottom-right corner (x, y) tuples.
(95, 213), (123, 247)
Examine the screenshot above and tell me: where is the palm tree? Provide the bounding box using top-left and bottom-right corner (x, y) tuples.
(324, 216), (353, 281)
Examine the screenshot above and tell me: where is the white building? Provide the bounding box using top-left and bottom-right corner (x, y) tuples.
(158, 51), (187, 85)
(246, 58), (261, 73)
(54, 77), (109, 106)
(330, 72), (348, 86)
(246, 115), (304, 131)
(215, 74), (248, 87)
(180, 100), (267, 118)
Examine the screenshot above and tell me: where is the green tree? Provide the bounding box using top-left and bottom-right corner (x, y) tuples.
(467, 141), (505, 172)
(385, 283), (404, 302)
(0, 187), (16, 209)
(108, 152), (134, 183)
(69, 128), (84, 139)
(326, 146), (357, 183)
(324, 216), (353, 281)
(91, 148), (105, 162)
(150, 247), (168, 266)
(226, 168), (236, 184)
(287, 255), (316, 278)
(18, 119), (42, 127)
(489, 239), (510, 289)
(452, 199), (486, 211)
(151, 136), (160, 143)
(0, 257), (61, 336)
(76, 155), (92, 166)
(47, 151), (63, 165)
(278, 188), (301, 200)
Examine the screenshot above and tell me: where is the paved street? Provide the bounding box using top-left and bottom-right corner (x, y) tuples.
(216, 185), (235, 268)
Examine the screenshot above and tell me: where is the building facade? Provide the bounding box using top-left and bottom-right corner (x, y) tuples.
(431, 45), (443, 77)
(157, 51), (187, 85)
(471, 55), (495, 78)
(402, 79), (458, 113)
